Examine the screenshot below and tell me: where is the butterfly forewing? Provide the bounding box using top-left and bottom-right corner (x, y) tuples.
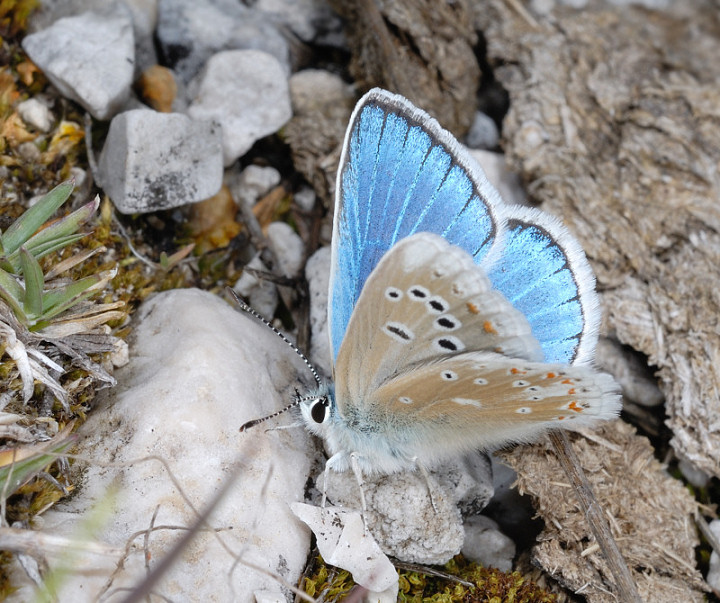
(330, 90), (507, 362)
(333, 233), (544, 406)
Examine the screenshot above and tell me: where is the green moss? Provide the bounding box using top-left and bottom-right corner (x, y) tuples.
(302, 555), (556, 602)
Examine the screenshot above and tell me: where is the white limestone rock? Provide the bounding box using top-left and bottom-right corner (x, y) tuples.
(188, 50), (292, 166)
(97, 109), (223, 213)
(7, 288), (315, 601)
(22, 4), (135, 120)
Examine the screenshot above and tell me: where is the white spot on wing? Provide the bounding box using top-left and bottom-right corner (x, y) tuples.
(453, 398), (482, 408)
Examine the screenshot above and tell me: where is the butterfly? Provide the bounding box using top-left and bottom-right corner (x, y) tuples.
(289, 88), (621, 483)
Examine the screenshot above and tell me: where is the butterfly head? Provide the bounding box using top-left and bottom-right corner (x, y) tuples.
(298, 384), (336, 437)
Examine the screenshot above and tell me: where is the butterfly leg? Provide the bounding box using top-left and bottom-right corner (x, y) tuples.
(416, 461), (440, 515)
(349, 452), (370, 533)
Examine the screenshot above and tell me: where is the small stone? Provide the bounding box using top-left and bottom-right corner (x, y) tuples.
(16, 98), (53, 132)
(595, 338), (664, 407)
(236, 165), (282, 207)
(266, 222), (305, 279)
(234, 254), (279, 321)
(156, 0), (290, 84)
(17, 142), (40, 162)
(97, 109), (223, 214)
(22, 5), (135, 120)
(188, 50), (292, 166)
(254, 0), (344, 46)
(462, 515), (516, 572)
(320, 465), (464, 565)
(465, 111), (500, 149)
(436, 452), (494, 516)
(677, 457), (710, 489)
(707, 520), (720, 591)
(305, 246), (331, 376)
(189, 185), (242, 253)
(289, 69), (353, 114)
(294, 186), (316, 212)
(136, 65), (177, 113)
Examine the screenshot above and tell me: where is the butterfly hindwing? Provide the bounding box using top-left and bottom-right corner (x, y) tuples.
(330, 89), (507, 362)
(333, 233), (543, 405)
(487, 206), (600, 365)
(369, 351), (621, 464)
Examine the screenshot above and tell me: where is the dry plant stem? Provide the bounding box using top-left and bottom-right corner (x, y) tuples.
(392, 560), (474, 587)
(695, 515), (720, 559)
(117, 461), (246, 603)
(548, 430), (641, 603)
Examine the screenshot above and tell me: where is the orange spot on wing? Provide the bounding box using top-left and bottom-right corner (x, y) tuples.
(568, 388), (576, 395)
(510, 367), (527, 375)
(562, 379), (573, 384)
(568, 401), (582, 412)
(546, 372), (556, 379)
(558, 415), (566, 420)
(483, 320), (498, 334)
(467, 302), (480, 314)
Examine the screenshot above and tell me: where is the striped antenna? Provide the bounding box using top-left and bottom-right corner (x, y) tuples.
(228, 288), (325, 431)
(239, 389), (302, 432)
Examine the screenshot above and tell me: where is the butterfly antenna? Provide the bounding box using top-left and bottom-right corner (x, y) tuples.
(239, 389), (304, 432)
(227, 288), (323, 389)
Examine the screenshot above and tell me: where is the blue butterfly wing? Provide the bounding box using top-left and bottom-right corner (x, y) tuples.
(486, 206), (600, 366)
(330, 89), (507, 361)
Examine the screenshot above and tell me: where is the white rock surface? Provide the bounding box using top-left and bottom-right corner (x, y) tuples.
(236, 164), (282, 207)
(97, 109), (223, 213)
(294, 186), (316, 212)
(595, 337), (664, 407)
(462, 515), (516, 572)
(188, 50), (292, 166)
(16, 98), (53, 132)
(305, 246), (332, 376)
(7, 289), (314, 601)
(436, 452), (494, 516)
(266, 222), (305, 279)
(254, 0), (344, 46)
(465, 111), (500, 150)
(708, 519), (720, 592)
(289, 69), (353, 114)
(22, 4), (135, 120)
(234, 253), (279, 320)
(156, 0), (290, 84)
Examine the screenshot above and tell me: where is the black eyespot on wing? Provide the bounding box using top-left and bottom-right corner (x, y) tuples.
(437, 338), (458, 351)
(386, 324), (411, 340)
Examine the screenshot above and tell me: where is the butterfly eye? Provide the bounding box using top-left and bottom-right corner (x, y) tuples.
(310, 398), (329, 423)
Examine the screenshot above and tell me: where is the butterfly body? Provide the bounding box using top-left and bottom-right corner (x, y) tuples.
(294, 88), (620, 483)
